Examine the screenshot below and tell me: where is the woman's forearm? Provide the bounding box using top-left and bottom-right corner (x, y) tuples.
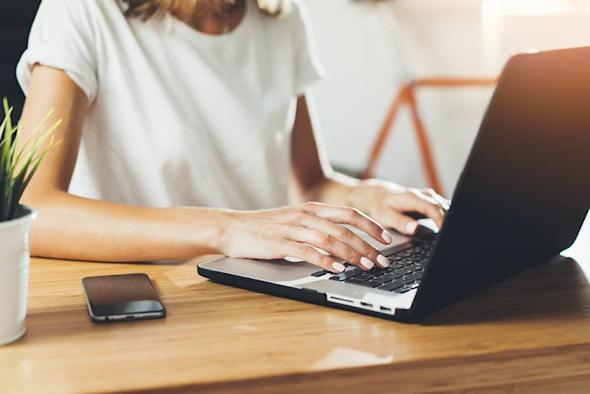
(26, 191), (233, 262)
(17, 67), (225, 263)
(307, 172), (360, 207)
(289, 96), (364, 208)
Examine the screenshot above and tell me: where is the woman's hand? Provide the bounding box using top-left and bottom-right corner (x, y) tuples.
(347, 180), (450, 236)
(221, 202), (394, 273)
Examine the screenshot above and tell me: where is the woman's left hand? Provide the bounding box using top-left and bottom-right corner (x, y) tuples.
(347, 180), (450, 236)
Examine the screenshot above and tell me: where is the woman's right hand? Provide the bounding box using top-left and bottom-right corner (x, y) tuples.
(220, 202), (394, 273)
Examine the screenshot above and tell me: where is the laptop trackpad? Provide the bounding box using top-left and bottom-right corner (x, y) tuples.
(201, 257), (321, 282)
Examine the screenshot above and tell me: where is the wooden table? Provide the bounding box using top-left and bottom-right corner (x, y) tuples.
(2, 217), (590, 394)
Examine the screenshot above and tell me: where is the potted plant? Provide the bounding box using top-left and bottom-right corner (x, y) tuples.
(0, 98), (60, 346)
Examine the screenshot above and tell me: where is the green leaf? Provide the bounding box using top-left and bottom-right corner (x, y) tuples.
(0, 98), (61, 221)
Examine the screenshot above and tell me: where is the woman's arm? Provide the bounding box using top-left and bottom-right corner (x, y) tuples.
(20, 66), (392, 272)
(20, 66), (230, 262)
(291, 95), (448, 235)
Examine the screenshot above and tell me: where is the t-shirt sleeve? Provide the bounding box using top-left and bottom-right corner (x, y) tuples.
(291, 0), (326, 96)
(16, 0), (98, 103)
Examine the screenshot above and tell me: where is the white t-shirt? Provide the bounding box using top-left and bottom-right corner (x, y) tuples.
(17, 0), (323, 210)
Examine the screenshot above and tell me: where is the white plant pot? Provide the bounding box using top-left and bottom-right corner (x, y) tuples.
(0, 206), (36, 346)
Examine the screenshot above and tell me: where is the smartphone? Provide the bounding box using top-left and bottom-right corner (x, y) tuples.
(82, 273), (166, 322)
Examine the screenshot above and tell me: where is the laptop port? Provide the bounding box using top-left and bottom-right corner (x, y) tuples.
(328, 296), (353, 304)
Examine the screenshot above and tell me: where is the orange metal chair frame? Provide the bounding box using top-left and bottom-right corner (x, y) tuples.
(362, 77), (497, 194)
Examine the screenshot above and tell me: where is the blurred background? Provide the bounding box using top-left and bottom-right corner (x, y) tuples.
(2, 0), (590, 195)
(306, 0), (590, 194)
(0, 1), (39, 120)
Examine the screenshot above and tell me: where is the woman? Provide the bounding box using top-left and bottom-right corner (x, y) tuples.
(17, 0), (447, 273)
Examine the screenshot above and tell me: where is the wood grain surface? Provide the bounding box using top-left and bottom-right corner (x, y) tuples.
(1, 216), (589, 393)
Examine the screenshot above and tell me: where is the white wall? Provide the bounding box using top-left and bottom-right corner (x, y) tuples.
(305, 0), (590, 194)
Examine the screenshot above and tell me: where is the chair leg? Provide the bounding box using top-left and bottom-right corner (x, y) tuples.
(362, 85), (411, 179)
(406, 86), (444, 194)
(416, 77), (496, 89)
(364, 77), (495, 192)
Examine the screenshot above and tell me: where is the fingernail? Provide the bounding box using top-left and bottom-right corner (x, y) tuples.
(360, 257), (374, 270)
(377, 254), (390, 268)
(406, 221), (418, 235)
(381, 230), (393, 244)
(332, 262), (346, 273)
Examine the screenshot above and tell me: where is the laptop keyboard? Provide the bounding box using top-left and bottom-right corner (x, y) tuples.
(310, 241), (432, 294)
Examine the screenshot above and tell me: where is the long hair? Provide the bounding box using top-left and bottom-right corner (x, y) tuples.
(122, 0), (292, 20)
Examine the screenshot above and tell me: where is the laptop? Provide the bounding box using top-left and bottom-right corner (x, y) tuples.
(198, 47), (590, 322)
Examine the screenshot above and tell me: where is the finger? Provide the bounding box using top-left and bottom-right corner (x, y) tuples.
(421, 188), (451, 211)
(302, 202), (392, 245)
(389, 193), (445, 228)
(378, 209), (420, 236)
(412, 189), (439, 206)
(411, 190), (449, 218)
(279, 225), (376, 271)
(300, 216), (389, 268)
(280, 241), (345, 273)
(413, 190), (447, 221)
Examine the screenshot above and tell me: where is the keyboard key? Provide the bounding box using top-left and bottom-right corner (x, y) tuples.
(311, 270), (329, 277)
(412, 266), (422, 275)
(329, 268), (361, 281)
(380, 273), (397, 281)
(366, 269), (383, 276)
(345, 278), (381, 288)
(405, 273), (422, 282)
(378, 280), (404, 291)
(372, 276), (392, 284)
